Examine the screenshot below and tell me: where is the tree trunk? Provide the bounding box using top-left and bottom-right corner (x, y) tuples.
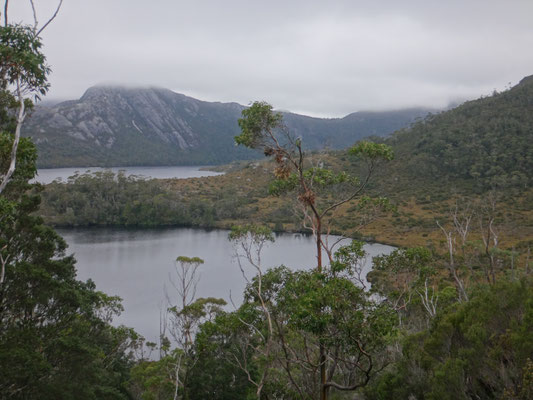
(315, 219), (329, 400)
(0, 80), (25, 195)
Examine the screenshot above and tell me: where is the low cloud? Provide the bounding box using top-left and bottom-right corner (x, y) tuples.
(10, 0), (533, 116)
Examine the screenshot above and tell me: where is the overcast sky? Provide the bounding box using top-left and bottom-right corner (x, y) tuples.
(8, 0), (533, 117)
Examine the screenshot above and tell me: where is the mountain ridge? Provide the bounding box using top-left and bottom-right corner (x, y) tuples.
(23, 85), (435, 168)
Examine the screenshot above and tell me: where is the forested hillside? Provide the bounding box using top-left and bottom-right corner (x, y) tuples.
(37, 81), (533, 400)
(381, 74), (533, 193)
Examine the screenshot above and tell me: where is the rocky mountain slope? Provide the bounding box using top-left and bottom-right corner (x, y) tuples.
(23, 86), (433, 167)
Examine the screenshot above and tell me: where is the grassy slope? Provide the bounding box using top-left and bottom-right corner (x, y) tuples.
(160, 161), (532, 250)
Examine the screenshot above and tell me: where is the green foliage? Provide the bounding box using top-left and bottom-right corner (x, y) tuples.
(190, 311), (257, 399)
(176, 256), (204, 264)
(0, 86), (17, 132)
(219, 250), (397, 397)
(382, 79), (533, 191)
(268, 173), (299, 196)
(331, 240), (366, 275)
(0, 180), (136, 398)
(169, 297), (226, 328)
(156, 238), (397, 399)
(373, 246), (433, 275)
(275, 252), (396, 346)
(349, 141), (394, 161)
(304, 167), (355, 187)
(40, 169), (267, 227)
(0, 24), (50, 99)
(235, 101), (283, 148)
(129, 351), (181, 400)
(39, 171), (218, 227)
(365, 279), (533, 400)
(0, 33), (136, 394)
(228, 224), (275, 243)
(130, 296), (248, 400)
(0, 133), (37, 197)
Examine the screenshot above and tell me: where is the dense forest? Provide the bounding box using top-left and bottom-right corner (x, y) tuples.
(1, 9), (533, 400)
(381, 74), (533, 193)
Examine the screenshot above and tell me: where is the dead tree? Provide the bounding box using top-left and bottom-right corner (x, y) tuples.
(436, 220), (469, 302)
(167, 256), (203, 400)
(229, 225), (275, 399)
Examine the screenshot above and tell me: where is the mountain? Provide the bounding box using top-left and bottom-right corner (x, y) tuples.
(23, 86), (433, 168)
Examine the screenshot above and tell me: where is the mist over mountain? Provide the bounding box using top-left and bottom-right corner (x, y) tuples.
(375, 74), (533, 193)
(23, 86), (433, 168)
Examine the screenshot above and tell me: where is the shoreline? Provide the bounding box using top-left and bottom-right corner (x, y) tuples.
(52, 222), (400, 248)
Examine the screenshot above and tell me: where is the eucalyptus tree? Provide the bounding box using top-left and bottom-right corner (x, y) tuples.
(193, 239), (396, 399)
(0, 0), (63, 286)
(236, 102), (394, 273)
(235, 102), (394, 399)
(0, 4), (141, 397)
(0, 0), (62, 195)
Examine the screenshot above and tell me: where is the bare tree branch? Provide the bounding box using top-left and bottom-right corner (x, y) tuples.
(29, 0), (38, 30)
(35, 0), (63, 37)
(3, 0), (8, 26)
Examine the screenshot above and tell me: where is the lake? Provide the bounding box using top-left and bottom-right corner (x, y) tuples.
(35, 165), (223, 184)
(59, 227), (394, 344)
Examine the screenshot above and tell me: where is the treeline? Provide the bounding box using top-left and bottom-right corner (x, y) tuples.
(39, 171), (253, 227)
(367, 279), (533, 400)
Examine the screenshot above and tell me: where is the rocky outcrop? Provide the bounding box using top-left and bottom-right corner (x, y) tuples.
(23, 86), (433, 167)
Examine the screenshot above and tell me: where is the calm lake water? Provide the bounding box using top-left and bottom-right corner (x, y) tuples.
(58, 227), (394, 344)
(35, 165), (223, 184)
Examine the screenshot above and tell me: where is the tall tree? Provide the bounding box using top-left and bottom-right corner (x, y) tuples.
(235, 102), (393, 399)
(0, 0), (62, 194)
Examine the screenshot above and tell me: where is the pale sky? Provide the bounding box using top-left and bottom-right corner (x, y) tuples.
(7, 0), (533, 117)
